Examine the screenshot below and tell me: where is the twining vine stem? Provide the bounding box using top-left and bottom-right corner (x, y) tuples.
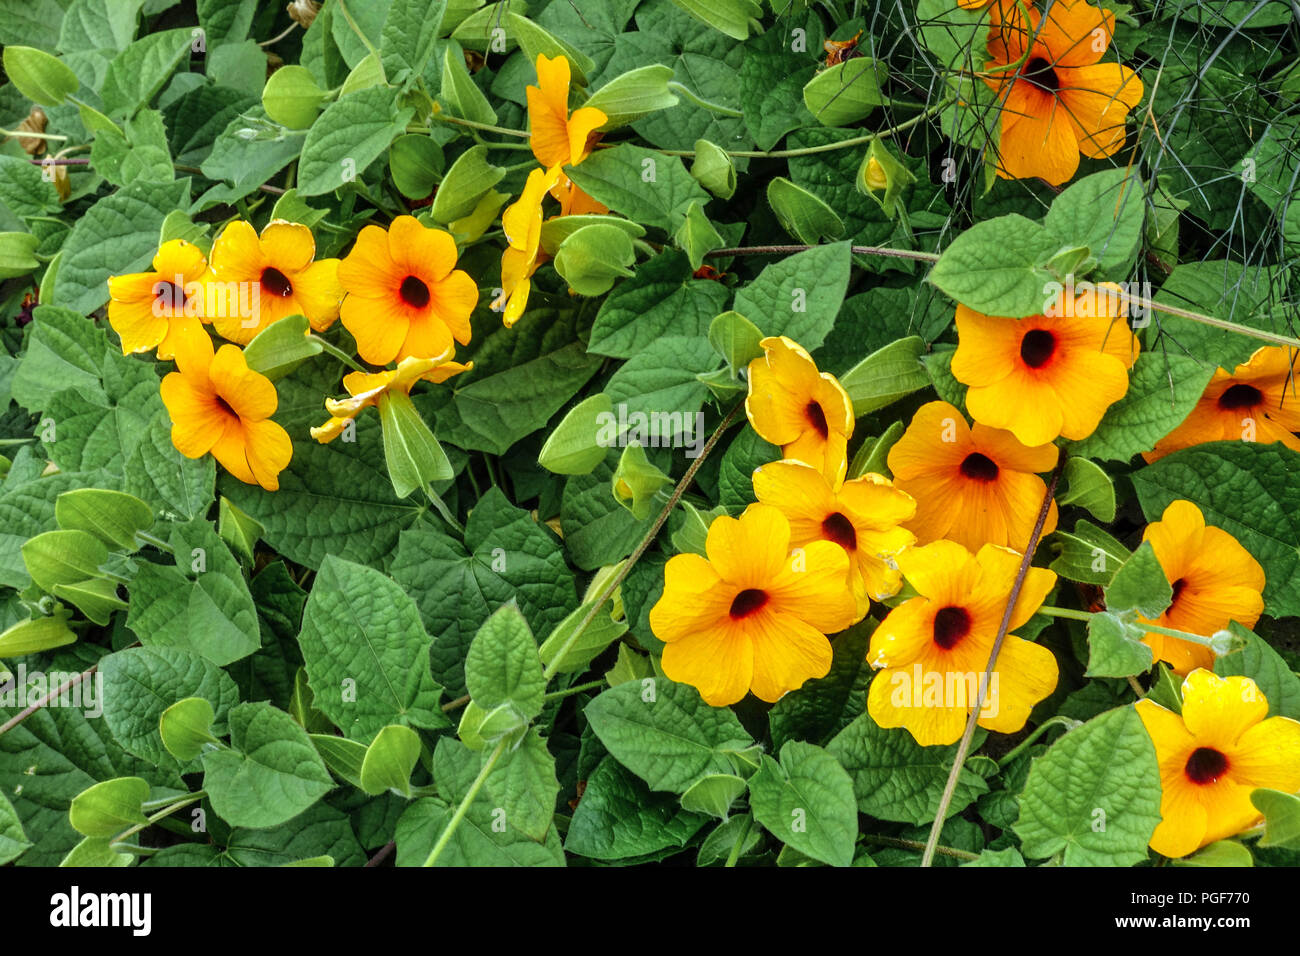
(0, 664), (98, 738)
(921, 460), (1064, 868)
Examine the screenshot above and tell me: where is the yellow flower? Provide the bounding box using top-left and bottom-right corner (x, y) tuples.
(491, 165), (562, 328)
(1144, 346), (1300, 462)
(746, 336), (854, 484)
(207, 219), (343, 344)
(527, 54), (606, 169)
(311, 352), (471, 443)
(887, 401), (1059, 552)
(158, 332), (291, 491)
(952, 286), (1140, 446)
(649, 504), (862, 706)
(1137, 500), (1265, 675)
(867, 540), (1058, 746)
(1136, 669), (1300, 859)
(106, 239), (211, 360)
(751, 458), (916, 603)
(337, 215), (478, 366)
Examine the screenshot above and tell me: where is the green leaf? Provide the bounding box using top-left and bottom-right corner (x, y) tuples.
(439, 43), (497, 125)
(159, 696), (217, 762)
(553, 223), (636, 295)
(1014, 705), (1161, 866)
(60, 837), (133, 867)
(1104, 541), (1173, 619)
(679, 773), (746, 819)
(838, 336), (931, 416)
(1173, 839), (1254, 867)
(430, 144), (506, 223)
(99, 645), (240, 767)
(827, 710), (989, 825)
(464, 604), (545, 721)
(732, 242), (851, 351)
(708, 310), (764, 371)
(0, 232), (39, 279)
(197, 0), (256, 43)
(583, 678), (755, 794)
(0, 155), (62, 219)
(378, 390), (454, 498)
(1085, 611), (1155, 679)
(585, 64), (679, 128)
(1148, 260), (1276, 369)
(1070, 353), (1215, 463)
(201, 702), (334, 829)
(54, 489), (152, 552)
(963, 847), (1027, 867)
(564, 756), (708, 861)
(0, 791), (30, 865)
(603, 336), (716, 440)
(748, 742), (857, 867)
(538, 214), (646, 256)
(22, 529), (109, 594)
(589, 249), (730, 358)
(506, 13), (595, 86)
(101, 28), (193, 116)
(68, 776), (149, 837)
(769, 624), (873, 750)
(928, 214), (1061, 317)
(51, 179), (189, 315)
(767, 177), (845, 245)
(690, 138), (735, 199)
(126, 519), (260, 667)
(1251, 789), (1300, 850)
(388, 133), (443, 200)
(1214, 623), (1300, 721)
(566, 144), (711, 233)
(59, 0), (142, 53)
(484, 727), (559, 841)
(1044, 170), (1145, 275)
(381, 0), (444, 86)
(1048, 518), (1131, 586)
(124, 412), (216, 521)
(298, 85), (415, 196)
(1056, 457), (1117, 523)
(217, 495), (263, 565)
(665, 0), (761, 40)
(360, 724), (422, 797)
(537, 394), (614, 476)
(1133, 442), (1300, 618)
(2, 46), (79, 106)
(298, 555), (448, 741)
(310, 734), (368, 790)
(802, 59), (888, 127)
(538, 598), (628, 674)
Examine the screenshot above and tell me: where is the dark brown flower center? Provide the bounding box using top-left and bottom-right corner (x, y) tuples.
(960, 452), (1000, 482)
(154, 281), (186, 314)
(730, 588), (769, 620)
(1022, 56), (1060, 94)
(1020, 328), (1057, 368)
(1184, 747), (1229, 785)
(1170, 577), (1187, 604)
(821, 512), (857, 551)
(215, 394), (238, 418)
(805, 401), (829, 439)
(260, 267), (293, 298)
(932, 606), (972, 650)
(400, 274), (431, 308)
(1218, 383), (1263, 411)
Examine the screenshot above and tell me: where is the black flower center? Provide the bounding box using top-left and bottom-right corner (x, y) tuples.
(1023, 56), (1060, 94)
(822, 512), (857, 551)
(1184, 747), (1229, 785)
(960, 452), (1000, 482)
(215, 394), (237, 418)
(805, 401), (829, 439)
(1170, 577), (1187, 605)
(261, 267), (293, 298)
(730, 588), (769, 620)
(154, 281), (186, 314)
(1218, 383), (1263, 411)
(400, 275), (431, 308)
(1020, 328), (1057, 368)
(932, 606), (972, 650)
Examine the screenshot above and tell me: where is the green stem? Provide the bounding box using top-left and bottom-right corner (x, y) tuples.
(708, 244), (940, 264)
(419, 115), (532, 140)
(859, 834), (979, 862)
(542, 679), (607, 703)
(1037, 605), (1223, 650)
(134, 530), (175, 554)
(423, 486), (465, 535)
(1, 128), (67, 141)
(539, 402), (744, 684)
(307, 334), (368, 373)
(111, 793), (205, 846)
(422, 739), (507, 867)
(666, 81), (744, 118)
(724, 815), (754, 867)
(997, 715), (1080, 767)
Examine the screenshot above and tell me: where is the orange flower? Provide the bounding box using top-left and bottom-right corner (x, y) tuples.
(1144, 346), (1300, 462)
(527, 54), (606, 169)
(492, 165), (561, 328)
(1137, 670), (1300, 858)
(159, 333), (291, 491)
(887, 401), (1059, 552)
(746, 336), (854, 484)
(106, 239), (211, 360)
(311, 352), (471, 443)
(1137, 500), (1265, 675)
(206, 220), (343, 344)
(984, 0), (1144, 184)
(867, 540), (1058, 746)
(649, 504), (861, 706)
(337, 216), (478, 366)
(952, 286), (1140, 446)
(751, 458), (916, 603)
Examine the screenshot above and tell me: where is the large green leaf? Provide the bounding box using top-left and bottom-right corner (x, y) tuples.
(732, 243), (851, 351)
(564, 756), (708, 861)
(748, 741), (857, 867)
(588, 250), (730, 358)
(566, 144), (711, 233)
